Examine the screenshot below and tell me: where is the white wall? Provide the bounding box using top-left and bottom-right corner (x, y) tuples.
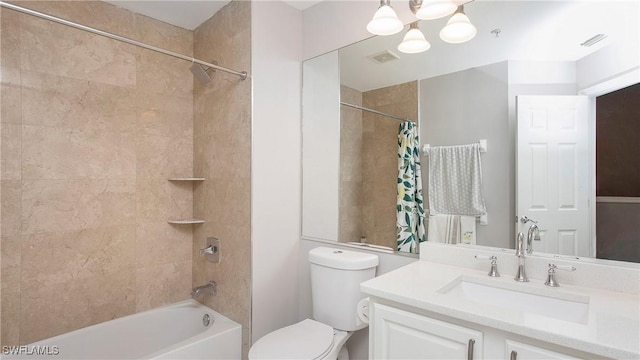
(251, 0), (303, 344)
(576, 1), (639, 91)
(301, 52), (341, 241)
(420, 62), (511, 248)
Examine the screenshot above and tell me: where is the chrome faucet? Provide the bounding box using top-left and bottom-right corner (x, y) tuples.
(545, 263), (576, 287)
(514, 232), (528, 282)
(191, 281), (217, 298)
(475, 254), (500, 277)
(526, 224), (540, 255)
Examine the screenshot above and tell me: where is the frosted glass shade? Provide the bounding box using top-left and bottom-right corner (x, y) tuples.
(416, 0), (457, 20)
(398, 27), (431, 53)
(439, 11), (477, 43)
(366, 5), (403, 36)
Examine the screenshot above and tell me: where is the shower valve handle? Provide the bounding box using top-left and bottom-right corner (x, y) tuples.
(199, 245), (217, 255)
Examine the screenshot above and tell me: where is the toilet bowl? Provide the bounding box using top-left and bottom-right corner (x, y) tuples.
(248, 247), (379, 360)
(248, 319), (351, 360)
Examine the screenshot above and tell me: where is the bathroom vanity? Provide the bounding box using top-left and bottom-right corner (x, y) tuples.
(361, 243), (640, 359)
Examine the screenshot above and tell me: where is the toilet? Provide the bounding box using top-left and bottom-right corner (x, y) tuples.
(249, 247), (379, 360)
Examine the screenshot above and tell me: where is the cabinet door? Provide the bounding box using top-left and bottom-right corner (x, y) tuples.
(506, 340), (581, 360)
(371, 303), (483, 359)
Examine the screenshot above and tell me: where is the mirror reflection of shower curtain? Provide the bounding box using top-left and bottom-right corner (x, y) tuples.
(396, 122), (426, 253)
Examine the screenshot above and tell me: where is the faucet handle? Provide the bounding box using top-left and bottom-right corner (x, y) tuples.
(520, 216), (538, 224)
(199, 244), (217, 255)
(545, 263), (576, 287)
(474, 255), (500, 277)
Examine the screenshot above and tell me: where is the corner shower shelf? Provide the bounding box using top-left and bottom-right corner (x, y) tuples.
(167, 218), (205, 225)
(168, 177), (205, 181)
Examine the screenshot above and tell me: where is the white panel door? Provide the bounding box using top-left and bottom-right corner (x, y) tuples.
(516, 96), (591, 257)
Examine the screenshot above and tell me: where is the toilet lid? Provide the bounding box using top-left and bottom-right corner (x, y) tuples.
(249, 319), (334, 360)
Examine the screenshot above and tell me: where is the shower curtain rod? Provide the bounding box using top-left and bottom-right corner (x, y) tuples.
(340, 102), (414, 123)
(0, 1), (248, 80)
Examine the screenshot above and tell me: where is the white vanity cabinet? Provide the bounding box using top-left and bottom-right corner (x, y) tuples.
(369, 301), (610, 360)
(371, 303), (483, 359)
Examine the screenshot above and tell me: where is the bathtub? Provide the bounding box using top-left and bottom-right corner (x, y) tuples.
(2, 300), (241, 360)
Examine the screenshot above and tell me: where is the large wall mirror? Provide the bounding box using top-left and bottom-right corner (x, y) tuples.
(302, 0), (639, 262)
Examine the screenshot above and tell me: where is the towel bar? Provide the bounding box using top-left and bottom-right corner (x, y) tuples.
(422, 139), (487, 155)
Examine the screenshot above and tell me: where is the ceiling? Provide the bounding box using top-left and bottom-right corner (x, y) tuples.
(105, 0), (323, 30)
(340, 0), (639, 92)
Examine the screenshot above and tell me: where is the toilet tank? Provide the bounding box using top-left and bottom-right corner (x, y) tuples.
(309, 247), (379, 331)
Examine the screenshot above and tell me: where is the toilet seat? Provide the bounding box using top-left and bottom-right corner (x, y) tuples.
(249, 319), (335, 360)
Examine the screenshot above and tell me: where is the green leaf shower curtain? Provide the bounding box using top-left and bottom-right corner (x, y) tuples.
(396, 121), (426, 253)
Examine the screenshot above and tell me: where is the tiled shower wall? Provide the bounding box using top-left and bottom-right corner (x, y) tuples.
(192, 0), (252, 357)
(362, 81), (418, 248)
(336, 81), (418, 249)
(1, 1), (194, 345)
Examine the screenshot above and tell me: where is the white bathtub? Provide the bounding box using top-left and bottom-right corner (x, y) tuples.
(2, 300), (241, 360)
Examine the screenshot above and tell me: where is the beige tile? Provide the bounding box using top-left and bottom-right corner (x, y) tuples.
(194, 84), (250, 137)
(0, 10), (22, 69)
(135, 221), (191, 269)
(360, 80), (409, 251)
(1, 180), (21, 236)
(136, 177), (192, 223)
(21, 226), (135, 289)
(1, 66), (22, 125)
(20, 268), (135, 344)
(21, 179), (135, 235)
(196, 178), (250, 231)
(135, 261), (191, 312)
(20, 14), (136, 87)
(21, 71), (136, 132)
(1, 123), (21, 180)
(136, 50), (192, 98)
(192, 1), (252, 354)
(0, 0), (200, 345)
(137, 92), (193, 139)
(1, 290), (20, 346)
(1, 235), (21, 293)
(339, 204), (363, 242)
(22, 125), (136, 180)
(193, 122), (250, 181)
(340, 85), (362, 106)
(194, 1), (251, 72)
(135, 14), (193, 55)
(199, 257), (251, 324)
(136, 134), (193, 180)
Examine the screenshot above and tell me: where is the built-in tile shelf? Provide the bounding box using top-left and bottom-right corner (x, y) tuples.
(167, 218), (205, 225)
(167, 178), (205, 224)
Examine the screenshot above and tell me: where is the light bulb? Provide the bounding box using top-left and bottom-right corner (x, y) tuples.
(439, 7), (477, 44)
(398, 23), (431, 54)
(416, 0), (457, 20)
(366, 2), (404, 36)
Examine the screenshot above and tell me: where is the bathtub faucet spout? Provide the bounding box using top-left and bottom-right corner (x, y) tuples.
(191, 281), (217, 298)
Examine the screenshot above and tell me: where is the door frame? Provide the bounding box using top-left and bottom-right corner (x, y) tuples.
(579, 67), (639, 258)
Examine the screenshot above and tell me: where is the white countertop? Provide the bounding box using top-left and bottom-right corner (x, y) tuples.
(361, 260), (640, 359)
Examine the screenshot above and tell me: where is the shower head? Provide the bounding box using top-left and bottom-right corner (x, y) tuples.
(190, 63), (213, 83)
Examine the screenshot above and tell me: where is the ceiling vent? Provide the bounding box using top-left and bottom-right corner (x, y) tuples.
(367, 50), (401, 64)
(580, 34), (607, 47)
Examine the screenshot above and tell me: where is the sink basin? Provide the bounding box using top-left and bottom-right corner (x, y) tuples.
(439, 277), (590, 324)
